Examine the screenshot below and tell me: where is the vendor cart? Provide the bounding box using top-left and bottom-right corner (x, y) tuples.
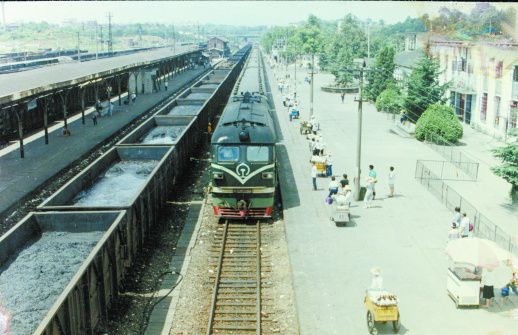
(331, 203), (350, 226)
(316, 161), (327, 176)
(300, 121), (312, 134)
(364, 290), (400, 334)
(330, 193), (351, 226)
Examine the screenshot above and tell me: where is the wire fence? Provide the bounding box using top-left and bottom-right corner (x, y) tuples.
(414, 159), (478, 181)
(415, 160), (517, 256)
(424, 132), (479, 181)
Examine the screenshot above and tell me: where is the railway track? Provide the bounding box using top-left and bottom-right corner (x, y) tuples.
(207, 220), (265, 334)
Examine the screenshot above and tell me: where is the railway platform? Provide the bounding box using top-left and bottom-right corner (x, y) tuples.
(270, 64), (518, 334)
(0, 66), (208, 217)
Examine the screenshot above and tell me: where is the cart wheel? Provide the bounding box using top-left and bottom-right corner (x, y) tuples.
(367, 311), (375, 334)
(392, 313), (400, 333)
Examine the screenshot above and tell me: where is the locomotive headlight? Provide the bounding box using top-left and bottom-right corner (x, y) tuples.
(213, 172), (224, 179)
(262, 172), (273, 179)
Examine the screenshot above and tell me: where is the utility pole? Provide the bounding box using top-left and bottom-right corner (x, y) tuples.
(294, 54), (297, 99)
(354, 59), (366, 201)
(310, 53), (315, 118)
(100, 26), (104, 52)
(1, 1), (6, 31)
(367, 23), (370, 60)
(95, 22), (98, 59)
(77, 31), (81, 62)
(107, 12), (113, 55)
(172, 24), (176, 53)
(284, 33), (288, 76)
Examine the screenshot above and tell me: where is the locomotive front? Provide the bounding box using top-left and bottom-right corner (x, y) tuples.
(210, 47), (277, 219)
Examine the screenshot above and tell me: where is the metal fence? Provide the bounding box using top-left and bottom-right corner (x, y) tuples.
(424, 132), (479, 181)
(415, 160), (517, 256)
(414, 159), (478, 181)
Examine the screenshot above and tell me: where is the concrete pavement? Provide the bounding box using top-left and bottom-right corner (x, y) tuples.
(271, 61), (518, 335)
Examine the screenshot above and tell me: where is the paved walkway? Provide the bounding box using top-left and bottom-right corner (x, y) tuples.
(445, 125), (518, 234)
(271, 62), (518, 335)
(0, 66), (208, 217)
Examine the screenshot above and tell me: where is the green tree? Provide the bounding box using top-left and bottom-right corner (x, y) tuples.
(492, 143), (518, 204)
(375, 84), (403, 114)
(321, 14), (366, 86)
(404, 54), (448, 121)
(365, 46), (396, 101)
(415, 104), (463, 143)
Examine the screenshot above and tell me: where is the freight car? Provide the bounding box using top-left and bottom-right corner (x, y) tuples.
(210, 46), (277, 219)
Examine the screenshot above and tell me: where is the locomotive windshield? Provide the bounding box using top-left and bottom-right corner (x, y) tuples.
(217, 146), (240, 162)
(247, 146), (269, 162)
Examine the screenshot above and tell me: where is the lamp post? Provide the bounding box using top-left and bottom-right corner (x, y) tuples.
(354, 59), (366, 201)
(310, 53), (314, 118)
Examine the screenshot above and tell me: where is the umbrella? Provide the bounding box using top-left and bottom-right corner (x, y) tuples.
(446, 237), (514, 269)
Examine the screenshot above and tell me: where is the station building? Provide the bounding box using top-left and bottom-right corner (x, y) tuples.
(430, 36), (518, 140)
(207, 37), (231, 59)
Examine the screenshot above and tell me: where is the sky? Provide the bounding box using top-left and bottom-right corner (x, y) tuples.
(1, 1), (516, 27)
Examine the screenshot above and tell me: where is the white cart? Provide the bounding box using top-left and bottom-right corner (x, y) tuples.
(447, 267), (481, 307)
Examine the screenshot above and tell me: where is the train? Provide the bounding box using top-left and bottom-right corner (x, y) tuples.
(210, 46), (277, 219)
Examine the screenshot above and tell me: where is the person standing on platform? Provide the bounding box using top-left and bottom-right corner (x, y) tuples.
(92, 110), (98, 126)
(368, 165), (377, 199)
(459, 213), (470, 238)
(482, 269), (495, 308)
(311, 163), (318, 191)
(388, 166), (395, 197)
(452, 207), (461, 228)
(364, 177), (374, 208)
(165, 81), (168, 91)
(341, 91), (345, 103)
(326, 154), (333, 177)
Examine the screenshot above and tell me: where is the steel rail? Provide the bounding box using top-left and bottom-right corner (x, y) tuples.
(256, 220), (262, 335)
(206, 219), (229, 335)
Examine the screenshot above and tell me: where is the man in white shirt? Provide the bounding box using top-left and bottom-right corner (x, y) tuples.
(328, 176), (340, 197)
(311, 163), (318, 191)
(371, 267), (383, 290)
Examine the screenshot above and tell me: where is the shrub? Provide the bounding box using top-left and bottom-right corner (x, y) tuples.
(492, 143), (518, 204)
(375, 85), (403, 114)
(415, 104), (463, 143)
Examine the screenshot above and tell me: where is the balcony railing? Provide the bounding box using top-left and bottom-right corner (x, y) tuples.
(451, 73), (476, 92)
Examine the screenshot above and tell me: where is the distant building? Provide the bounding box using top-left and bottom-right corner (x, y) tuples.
(431, 36), (518, 139)
(393, 33), (426, 87)
(207, 37), (231, 58)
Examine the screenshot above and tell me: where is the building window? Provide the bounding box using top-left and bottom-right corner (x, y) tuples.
(513, 66), (518, 82)
(494, 96), (501, 126)
(461, 57), (466, 72)
(480, 93), (488, 122)
(452, 60), (456, 74)
(495, 61), (503, 79)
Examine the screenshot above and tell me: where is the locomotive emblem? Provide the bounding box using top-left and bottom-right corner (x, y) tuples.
(236, 163), (251, 178)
